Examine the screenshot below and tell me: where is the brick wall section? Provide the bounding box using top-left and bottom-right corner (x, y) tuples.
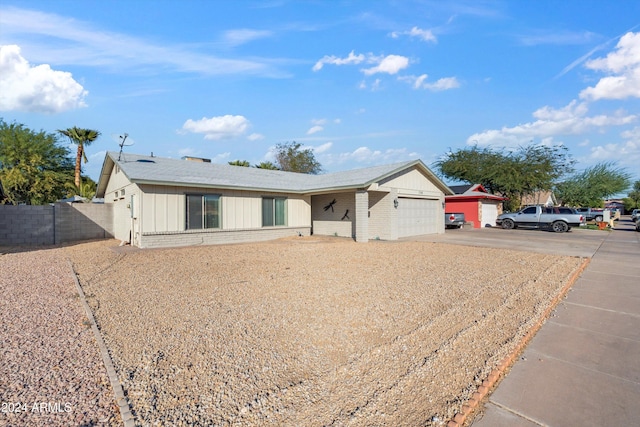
(140, 226), (310, 248)
(355, 190), (369, 243)
(368, 190), (397, 240)
(0, 204), (113, 246)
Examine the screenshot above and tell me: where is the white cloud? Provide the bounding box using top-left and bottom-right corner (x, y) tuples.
(307, 118), (340, 134)
(468, 100), (637, 147)
(322, 146), (418, 166)
(211, 152), (232, 163)
(312, 142), (333, 153)
(580, 32), (640, 100)
(312, 50), (364, 71)
(424, 77), (460, 91)
(307, 125), (324, 135)
(390, 26), (437, 43)
(362, 54), (409, 75)
(0, 7), (275, 77)
(586, 139), (640, 167)
(400, 74), (460, 91)
(314, 51), (410, 76)
(182, 115), (251, 140)
(248, 133), (264, 141)
(0, 44), (87, 113)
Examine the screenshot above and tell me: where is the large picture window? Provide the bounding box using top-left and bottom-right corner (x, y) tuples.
(262, 197), (287, 227)
(186, 194), (220, 229)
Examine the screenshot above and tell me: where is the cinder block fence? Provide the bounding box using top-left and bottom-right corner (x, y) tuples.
(0, 203), (113, 246)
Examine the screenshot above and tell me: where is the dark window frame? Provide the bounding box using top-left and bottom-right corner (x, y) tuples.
(186, 194), (221, 230)
(262, 197), (287, 227)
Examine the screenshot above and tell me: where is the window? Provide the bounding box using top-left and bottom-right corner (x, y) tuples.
(522, 206), (537, 214)
(262, 197), (287, 226)
(186, 195), (220, 229)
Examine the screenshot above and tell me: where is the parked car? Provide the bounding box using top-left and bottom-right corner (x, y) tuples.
(445, 212), (465, 229)
(632, 209), (639, 222)
(575, 207), (605, 222)
(636, 220), (640, 232)
(496, 205), (585, 233)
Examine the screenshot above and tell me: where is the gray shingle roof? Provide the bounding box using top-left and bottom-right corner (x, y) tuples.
(97, 152), (451, 196)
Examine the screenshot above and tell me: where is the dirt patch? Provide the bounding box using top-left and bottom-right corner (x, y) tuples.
(65, 236), (584, 426)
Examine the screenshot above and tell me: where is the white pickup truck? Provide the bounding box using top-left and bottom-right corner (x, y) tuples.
(496, 205), (586, 233)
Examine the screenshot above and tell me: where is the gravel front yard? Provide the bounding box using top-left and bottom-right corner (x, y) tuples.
(0, 247), (121, 427)
(59, 236), (585, 426)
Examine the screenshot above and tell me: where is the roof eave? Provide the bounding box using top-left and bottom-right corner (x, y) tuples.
(95, 154), (116, 198)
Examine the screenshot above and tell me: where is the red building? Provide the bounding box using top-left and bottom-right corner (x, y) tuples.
(445, 184), (507, 228)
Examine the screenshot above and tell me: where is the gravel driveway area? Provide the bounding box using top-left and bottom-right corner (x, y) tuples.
(0, 247), (121, 427)
(59, 236), (585, 426)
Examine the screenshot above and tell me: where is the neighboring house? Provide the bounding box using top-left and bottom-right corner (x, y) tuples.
(520, 191), (557, 207)
(604, 199), (624, 213)
(445, 184), (507, 228)
(96, 152), (453, 248)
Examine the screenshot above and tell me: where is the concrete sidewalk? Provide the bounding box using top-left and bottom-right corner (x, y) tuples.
(472, 219), (640, 426)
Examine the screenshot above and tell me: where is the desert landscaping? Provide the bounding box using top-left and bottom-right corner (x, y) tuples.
(1, 236), (585, 426)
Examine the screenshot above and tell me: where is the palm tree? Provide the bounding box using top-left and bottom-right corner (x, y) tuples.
(58, 127), (100, 189)
(228, 160), (251, 167)
(254, 161), (279, 170)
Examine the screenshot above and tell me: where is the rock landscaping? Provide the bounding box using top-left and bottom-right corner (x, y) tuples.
(55, 236), (585, 426)
(0, 247), (121, 427)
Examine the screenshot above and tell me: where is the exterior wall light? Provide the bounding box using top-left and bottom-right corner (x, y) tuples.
(394, 198), (399, 208)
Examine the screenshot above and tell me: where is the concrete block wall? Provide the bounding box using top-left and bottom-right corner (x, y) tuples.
(0, 205), (54, 245)
(55, 203), (114, 244)
(140, 226), (311, 249)
(0, 203), (113, 246)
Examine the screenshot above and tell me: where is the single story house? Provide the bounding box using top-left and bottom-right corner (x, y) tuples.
(521, 191), (557, 207)
(446, 184), (507, 228)
(96, 152), (453, 248)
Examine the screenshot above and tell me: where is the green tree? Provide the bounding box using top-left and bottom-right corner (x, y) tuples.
(434, 144), (573, 210)
(58, 127), (100, 189)
(274, 141), (322, 174)
(0, 119), (74, 204)
(72, 176), (97, 200)
(228, 160), (251, 167)
(555, 162), (631, 207)
(254, 161), (279, 170)
(622, 180), (640, 212)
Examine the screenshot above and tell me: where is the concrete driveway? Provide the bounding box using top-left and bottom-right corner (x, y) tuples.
(402, 223), (609, 258)
(407, 216), (640, 427)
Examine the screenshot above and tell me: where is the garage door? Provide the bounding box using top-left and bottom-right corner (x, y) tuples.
(481, 202), (498, 227)
(397, 197), (439, 237)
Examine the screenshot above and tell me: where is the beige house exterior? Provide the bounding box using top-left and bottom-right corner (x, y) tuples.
(521, 191), (557, 207)
(96, 152), (452, 248)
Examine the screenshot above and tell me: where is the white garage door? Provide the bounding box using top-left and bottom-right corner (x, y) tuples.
(397, 197), (439, 237)
(481, 202), (498, 227)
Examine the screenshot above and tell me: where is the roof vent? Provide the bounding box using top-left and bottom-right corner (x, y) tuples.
(136, 159), (155, 163)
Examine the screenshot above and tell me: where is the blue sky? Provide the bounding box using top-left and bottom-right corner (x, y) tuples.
(1, 0), (639, 191)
